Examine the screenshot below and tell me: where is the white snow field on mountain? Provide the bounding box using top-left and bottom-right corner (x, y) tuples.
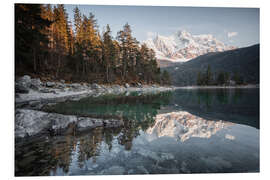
(144, 30), (236, 62)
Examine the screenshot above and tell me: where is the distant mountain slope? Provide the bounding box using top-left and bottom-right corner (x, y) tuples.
(163, 44), (259, 86)
(144, 30), (235, 62)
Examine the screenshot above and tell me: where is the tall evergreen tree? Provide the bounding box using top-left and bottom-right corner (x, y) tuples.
(206, 65), (213, 85)
(15, 4), (51, 74)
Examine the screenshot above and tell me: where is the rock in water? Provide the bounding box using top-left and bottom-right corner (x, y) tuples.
(103, 119), (124, 128)
(47, 113), (77, 135)
(15, 109), (50, 138)
(77, 117), (103, 131)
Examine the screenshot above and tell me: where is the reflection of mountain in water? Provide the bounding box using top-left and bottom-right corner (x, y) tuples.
(147, 111), (234, 142)
(16, 89), (259, 175)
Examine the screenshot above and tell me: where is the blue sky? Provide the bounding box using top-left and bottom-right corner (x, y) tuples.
(64, 5), (259, 47)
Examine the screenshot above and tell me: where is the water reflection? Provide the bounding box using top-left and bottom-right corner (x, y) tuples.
(15, 88), (259, 176)
(147, 111), (234, 142)
(168, 88), (259, 128)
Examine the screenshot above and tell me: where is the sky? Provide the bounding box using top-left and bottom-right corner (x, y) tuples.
(64, 5), (259, 47)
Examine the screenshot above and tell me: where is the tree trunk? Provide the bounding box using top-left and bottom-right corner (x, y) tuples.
(33, 48), (37, 72)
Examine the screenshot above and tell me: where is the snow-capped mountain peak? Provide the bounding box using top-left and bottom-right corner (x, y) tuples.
(144, 30), (236, 62)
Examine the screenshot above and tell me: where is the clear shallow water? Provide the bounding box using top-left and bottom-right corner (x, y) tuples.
(15, 88), (259, 176)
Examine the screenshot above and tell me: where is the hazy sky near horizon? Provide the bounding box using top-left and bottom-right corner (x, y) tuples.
(64, 5), (259, 47)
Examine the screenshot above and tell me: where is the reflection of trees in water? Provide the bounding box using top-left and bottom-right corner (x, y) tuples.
(171, 89), (259, 128)
(16, 92), (173, 176)
(77, 128), (103, 168)
(15, 135), (77, 176)
(50, 135), (76, 174)
(173, 89), (246, 110)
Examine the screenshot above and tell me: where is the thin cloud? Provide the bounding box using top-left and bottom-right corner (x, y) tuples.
(227, 32), (238, 38)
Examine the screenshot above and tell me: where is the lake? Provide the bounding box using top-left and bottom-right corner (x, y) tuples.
(15, 88), (259, 176)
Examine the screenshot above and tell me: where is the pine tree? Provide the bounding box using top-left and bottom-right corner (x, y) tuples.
(217, 72), (225, 85)
(15, 4), (164, 85)
(161, 70), (171, 85)
(15, 4), (51, 74)
(206, 65), (213, 85)
(52, 4), (70, 77)
(117, 23), (138, 80)
(197, 71), (202, 85)
(102, 24), (117, 83)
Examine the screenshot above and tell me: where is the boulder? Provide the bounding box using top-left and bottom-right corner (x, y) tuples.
(91, 83), (102, 90)
(55, 82), (66, 89)
(15, 109), (124, 139)
(17, 75), (31, 88)
(40, 88), (55, 93)
(77, 117), (103, 131)
(46, 81), (55, 87)
(15, 109), (50, 138)
(30, 78), (42, 90)
(47, 113), (77, 135)
(15, 109), (78, 138)
(19, 75), (31, 81)
(124, 83), (130, 88)
(15, 83), (29, 94)
(137, 82), (142, 88)
(103, 118), (124, 128)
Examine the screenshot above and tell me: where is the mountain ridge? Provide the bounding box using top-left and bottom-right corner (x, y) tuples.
(144, 30), (236, 63)
(163, 44), (260, 86)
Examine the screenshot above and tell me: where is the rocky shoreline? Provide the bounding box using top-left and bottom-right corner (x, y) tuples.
(15, 75), (174, 140)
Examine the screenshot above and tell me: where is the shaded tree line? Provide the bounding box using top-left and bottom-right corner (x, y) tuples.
(15, 4), (171, 85)
(197, 65), (245, 86)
